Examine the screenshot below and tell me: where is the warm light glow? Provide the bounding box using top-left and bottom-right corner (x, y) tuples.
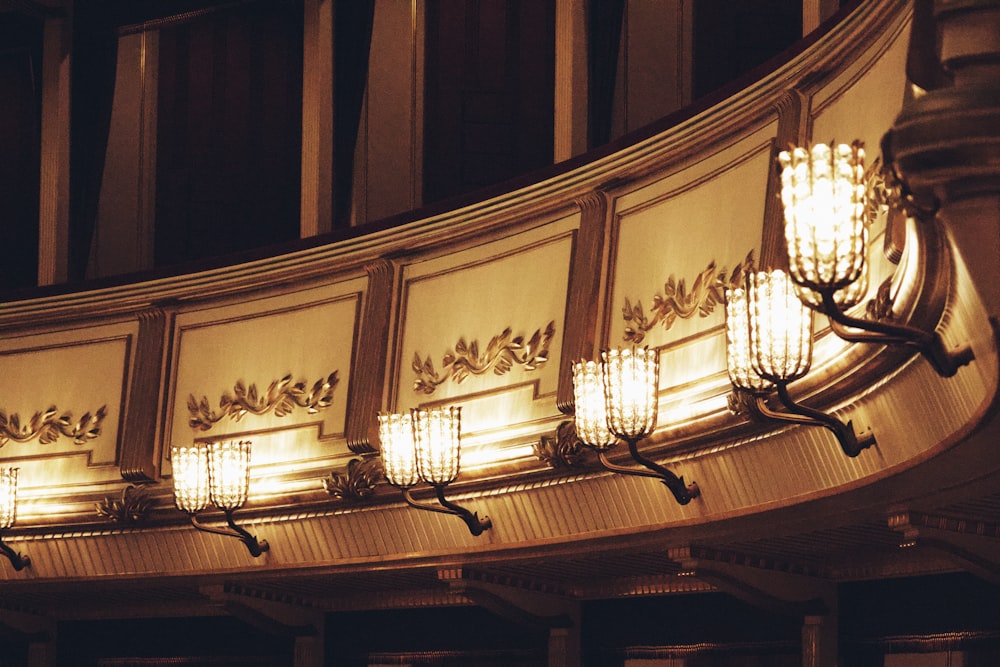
(171, 445), (210, 514)
(0, 468), (18, 529)
(411, 407), (461, 487)
(602, 347), (659, 440)
(572, 360), (618, 450)
(748, 269), (813, 382)
(207, 440), (252, 512)
(724, 286), (775, 393)
(378, 412), (420, 489)
(779, 141), (868, 308)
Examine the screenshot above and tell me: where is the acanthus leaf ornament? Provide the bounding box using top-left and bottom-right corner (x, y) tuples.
(413, 321), (556, 395)
(96, 484), (154, 524)
(188, 371), (339, 432)
(323, 457), (383, 502)
(0, 405), (108, 448)
(624, 252), (755, 344)
(535, 421), (587, 469)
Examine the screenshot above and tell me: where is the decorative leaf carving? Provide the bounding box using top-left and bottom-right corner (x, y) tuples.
(864, 155), (889, 225)
(535, 421), (587, 469)
(0, 405), (108, 448)
(188, 372), (339, 432)
(413, 321), (557, 395)
(623, 251), (755, 344)
(323, 457), (383, 502)
(96, 485), (154, 524)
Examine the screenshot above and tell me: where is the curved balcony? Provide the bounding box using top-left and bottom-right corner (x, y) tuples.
(1, 0), (999, 664)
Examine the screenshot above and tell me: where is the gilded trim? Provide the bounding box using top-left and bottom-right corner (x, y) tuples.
(187, 372), (339, 432)
(622, 251), (754, 344)
(412, 322), (556, 395)
(0, 405), (108, 447)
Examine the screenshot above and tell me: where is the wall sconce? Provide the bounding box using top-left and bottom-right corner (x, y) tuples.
(779, 141), (973, 378)
(571, 348), (699, 505)
(725, 270), (876, 457)
(378, 408), (492, 536)
(0, 468), (29, 570)
(171, 440), (269, 557)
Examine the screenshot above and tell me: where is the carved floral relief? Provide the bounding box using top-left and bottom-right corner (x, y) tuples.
(188, 372), (339, 432)
(622, 251), (755, 344)
(412, 321), (557, 395)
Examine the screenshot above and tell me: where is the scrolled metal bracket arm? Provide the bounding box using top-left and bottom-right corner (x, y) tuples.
(189, 513), (270, 558)
(0, 534), (29, 571)
(819, 290), (974, 379)
(402, 487), (492, 537)
(747, 386), (876, 458)
(596, 438), (700, 505)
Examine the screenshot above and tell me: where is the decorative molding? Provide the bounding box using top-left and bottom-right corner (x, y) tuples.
(762, 89), (809, 269)
(622, 251), (755, 344)
(322, 457), (383, 502)
(188, 372), (339, 432)
(95, 485), (154, 525)
(558, 189), (612, 414)
(345, 259), (398, 455)
(535, 421), (587, 469)
(412, 321), (556, 395)
(121, 307), (170, 483)
(0, 405), (107, 447)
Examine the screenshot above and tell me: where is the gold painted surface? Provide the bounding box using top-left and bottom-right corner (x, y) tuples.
(396, 218), (576, 439)
(412, 321), (556, 395)
(622, 251), (754, 344)
(0, 404), (106, 448)
(187, 372), (339, 432)
(166, 280), (364, 471)
(608, 140), (773, 350)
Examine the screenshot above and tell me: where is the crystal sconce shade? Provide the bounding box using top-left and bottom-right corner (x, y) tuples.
(780, 142), (868, 306)
(779, 141), (973, 378)
(412, 407), (462, 486)
(0, 468), (29, 570)
(172, 444), (210, 514)
(572, 349), (699, 505)
(207, 440), (252, 512)
(170, 440), (269, 557)
(602, 347), (659, 440)
(379, 412), (420, 489)
(572, 361), (617, 450)
(725, 287), (775, 394)
(747, 269), (813, 384)
(378, 407), (491, 536)
(725, 270), (876, 457)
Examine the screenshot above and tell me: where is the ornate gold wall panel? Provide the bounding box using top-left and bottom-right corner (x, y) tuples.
(164, 279), (365, 488)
